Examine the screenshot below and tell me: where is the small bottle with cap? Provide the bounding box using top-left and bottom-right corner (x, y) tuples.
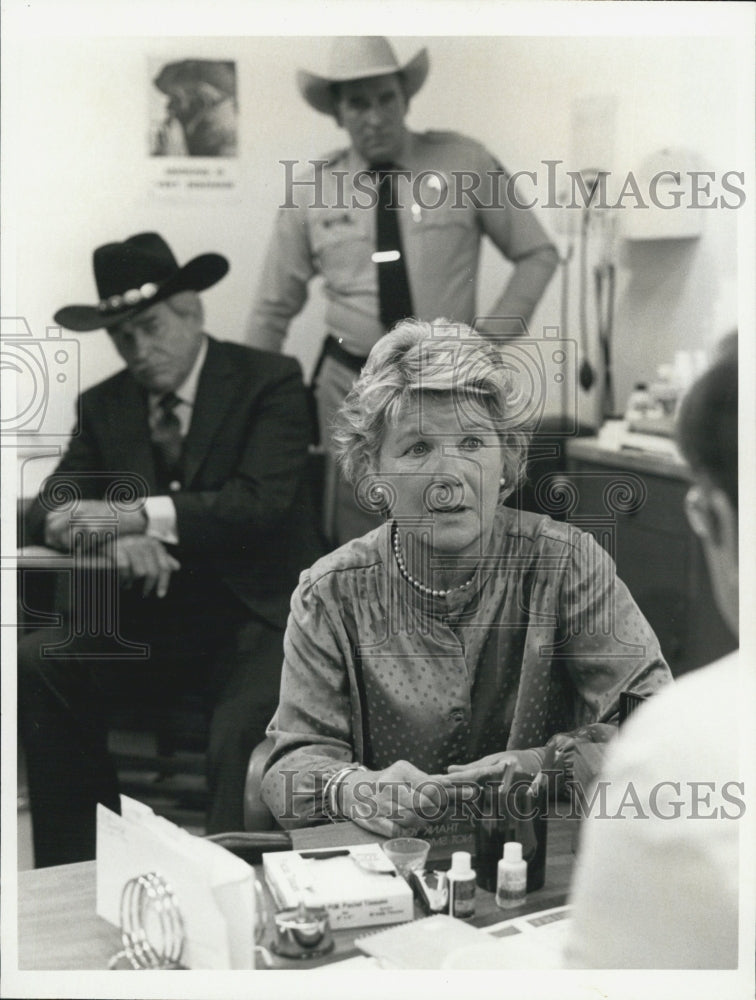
(625, 381), (658, 424)
(496, 841), (527, 909)
(447, 851), (476, 919)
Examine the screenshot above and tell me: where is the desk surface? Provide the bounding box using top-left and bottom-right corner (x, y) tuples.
(16, 546), (111, 569)
(566, 435), (688, 481)
(17, 816), (577, 971)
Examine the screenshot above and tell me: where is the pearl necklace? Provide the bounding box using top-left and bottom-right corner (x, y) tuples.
(391, 525), (476, 599)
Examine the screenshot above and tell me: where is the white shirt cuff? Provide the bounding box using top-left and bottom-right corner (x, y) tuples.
(144, 495), (179, 545)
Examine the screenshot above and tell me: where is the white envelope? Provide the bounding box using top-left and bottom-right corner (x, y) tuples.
(95, 796), (255, 969)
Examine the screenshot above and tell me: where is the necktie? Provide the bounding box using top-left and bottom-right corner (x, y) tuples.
(151, 391), (183, 486)
(374, 164), (414, 332)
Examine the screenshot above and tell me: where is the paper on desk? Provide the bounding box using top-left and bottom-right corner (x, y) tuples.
(443, 906), (572, 969)
(350, 907), (572, 970)
(96, 796), (255, 969)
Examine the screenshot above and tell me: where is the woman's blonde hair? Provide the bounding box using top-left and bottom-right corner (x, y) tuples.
(332, 318), (529, 505)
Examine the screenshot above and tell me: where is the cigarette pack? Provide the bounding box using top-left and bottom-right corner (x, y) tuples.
(262, 844), (414, 930)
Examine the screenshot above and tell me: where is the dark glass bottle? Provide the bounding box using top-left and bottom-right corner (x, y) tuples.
(474, 775), (548, 894)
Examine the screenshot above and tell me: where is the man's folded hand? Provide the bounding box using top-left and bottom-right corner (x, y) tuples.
(106, 535), (181, 598)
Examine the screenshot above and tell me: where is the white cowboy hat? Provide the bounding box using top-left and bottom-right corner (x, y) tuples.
(297, 36), (429, 116)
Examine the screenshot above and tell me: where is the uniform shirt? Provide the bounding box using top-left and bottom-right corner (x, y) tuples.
(261, 507), (672, 828)
(247, 130), (558, 356)
(564, 652), (745, 969)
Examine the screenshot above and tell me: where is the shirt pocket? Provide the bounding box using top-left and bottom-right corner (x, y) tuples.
(407, 194), (479, 248)
(309, 213), (372, 289)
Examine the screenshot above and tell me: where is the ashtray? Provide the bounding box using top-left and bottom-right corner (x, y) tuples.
(381, 837), (430, 879)
(271, 902), (335, 960)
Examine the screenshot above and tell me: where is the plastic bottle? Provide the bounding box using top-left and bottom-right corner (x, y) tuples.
(625, 381), (658, 423)
(674, 350), (696, 395)
(447, 851), (476, 919)
(649, 364), (679, 418)
(496, 841), (527, 909)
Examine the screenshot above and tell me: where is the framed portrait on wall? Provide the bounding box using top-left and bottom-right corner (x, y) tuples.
(147, 56), (240, 199)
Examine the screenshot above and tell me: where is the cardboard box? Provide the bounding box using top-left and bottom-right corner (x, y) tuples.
(263, 843), (414, 930)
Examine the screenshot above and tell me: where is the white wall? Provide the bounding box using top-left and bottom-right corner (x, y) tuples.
(4, 31), (745, 459)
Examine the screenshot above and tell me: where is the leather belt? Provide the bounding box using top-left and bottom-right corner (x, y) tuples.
(320, 334), (369, 375)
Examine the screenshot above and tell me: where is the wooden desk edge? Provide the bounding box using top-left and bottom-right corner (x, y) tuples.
(565, 436), (689, 481)
(16, 815), (577, 971)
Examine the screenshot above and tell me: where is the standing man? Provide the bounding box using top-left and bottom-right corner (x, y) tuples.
(246, 36), (558, 545)
(18, 232), (320, 866)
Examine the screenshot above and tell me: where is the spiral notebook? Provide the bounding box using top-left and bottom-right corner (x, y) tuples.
(355, 915), (488, 968)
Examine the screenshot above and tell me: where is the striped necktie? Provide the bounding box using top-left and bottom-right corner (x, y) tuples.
(150, 391), (183, 485)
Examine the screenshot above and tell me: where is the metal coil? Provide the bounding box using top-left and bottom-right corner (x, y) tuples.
(108, 871), (185, 970)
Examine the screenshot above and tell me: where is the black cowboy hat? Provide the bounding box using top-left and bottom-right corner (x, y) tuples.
(53, 232), (229, 332)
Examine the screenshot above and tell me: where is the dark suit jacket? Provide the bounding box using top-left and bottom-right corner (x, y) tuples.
(24, 336), (322, 629)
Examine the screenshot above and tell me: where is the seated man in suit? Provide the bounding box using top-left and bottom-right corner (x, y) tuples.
(18, 232), (320, 866)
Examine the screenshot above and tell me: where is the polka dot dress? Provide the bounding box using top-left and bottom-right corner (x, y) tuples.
(263, 508), (672, 823)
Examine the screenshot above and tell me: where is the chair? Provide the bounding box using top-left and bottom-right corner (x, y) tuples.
(243, 735), (277, 831)
(205, 829), (291, 865)
(205, 735), (292, 864)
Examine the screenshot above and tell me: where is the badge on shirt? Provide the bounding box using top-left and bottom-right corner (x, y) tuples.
(321, 212), (354, 230)
(411, 172), (450, 222)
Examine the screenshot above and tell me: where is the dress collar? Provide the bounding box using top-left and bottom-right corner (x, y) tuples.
(379, 509), (510, 615)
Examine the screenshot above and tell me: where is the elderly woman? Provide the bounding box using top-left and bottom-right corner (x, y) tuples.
(261, 320), (672, 835)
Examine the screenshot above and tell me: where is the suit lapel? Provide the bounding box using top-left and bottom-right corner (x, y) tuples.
(182, 338), (239, 487)
(103, 373), (158, 493)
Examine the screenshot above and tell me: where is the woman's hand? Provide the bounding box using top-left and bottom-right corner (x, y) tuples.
(339, 760), (451, 838)
(438, 751), (525, 789)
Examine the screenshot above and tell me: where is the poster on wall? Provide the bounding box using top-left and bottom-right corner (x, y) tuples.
(147, 56), (240, 200)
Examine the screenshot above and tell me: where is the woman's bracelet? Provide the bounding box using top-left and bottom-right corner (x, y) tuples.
(322, 764), (367, 823)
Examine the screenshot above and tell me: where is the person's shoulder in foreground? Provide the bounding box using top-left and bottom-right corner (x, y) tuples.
(564, 650), (743, 970)
(564, 335), (743, 971)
